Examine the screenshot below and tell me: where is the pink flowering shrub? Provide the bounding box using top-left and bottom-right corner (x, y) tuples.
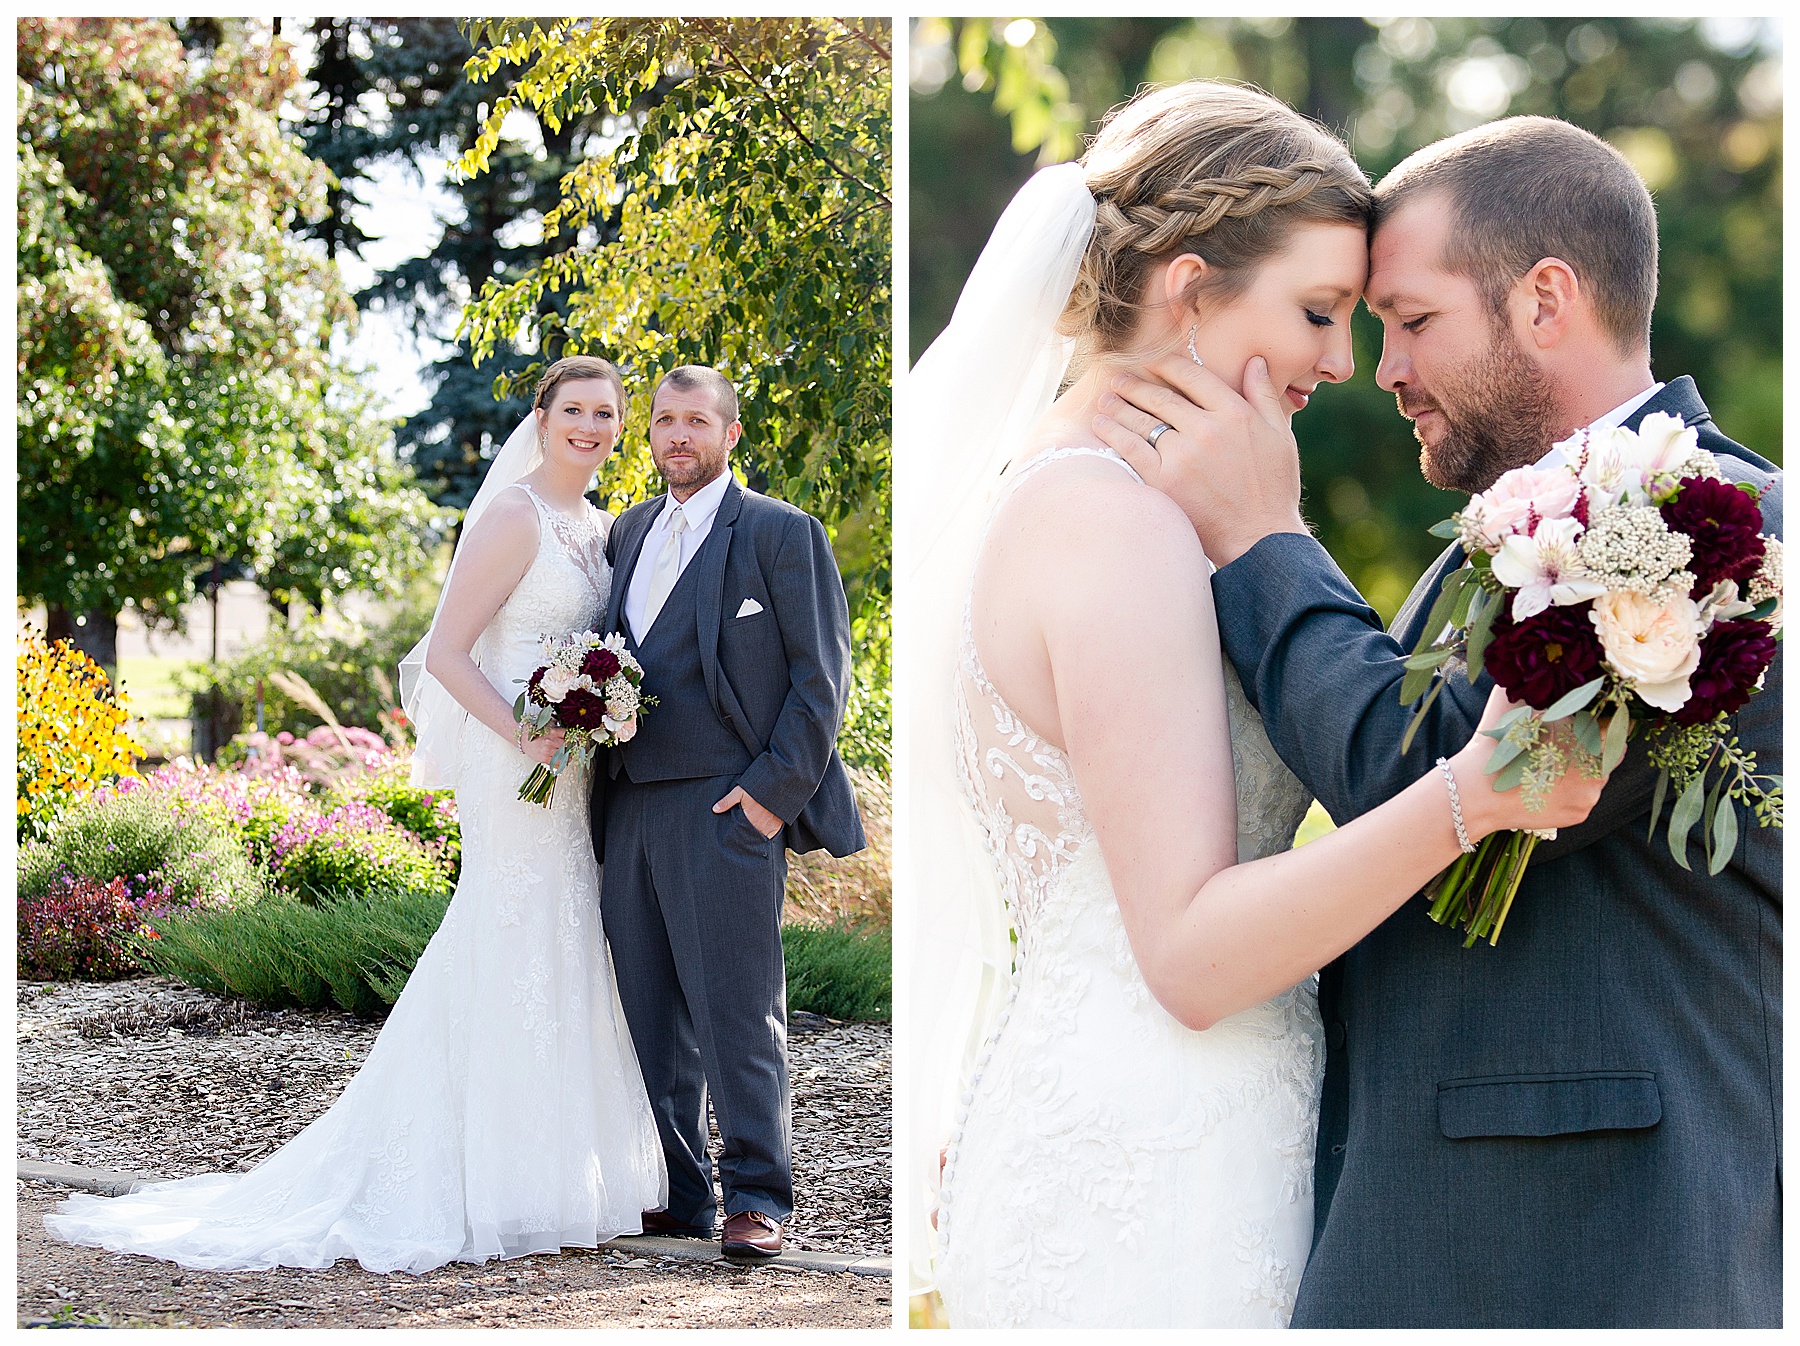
(269, 801), (451, 901)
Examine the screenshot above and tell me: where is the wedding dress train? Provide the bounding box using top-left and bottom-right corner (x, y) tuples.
(46, 484), (665, 1273)
(933, 448), (1322, 1327)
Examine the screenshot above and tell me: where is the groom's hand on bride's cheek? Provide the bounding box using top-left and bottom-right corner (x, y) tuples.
(1094, 355), (1307, 566)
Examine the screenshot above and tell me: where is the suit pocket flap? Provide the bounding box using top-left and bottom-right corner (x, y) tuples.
(1437, 1072), (1661, 1139)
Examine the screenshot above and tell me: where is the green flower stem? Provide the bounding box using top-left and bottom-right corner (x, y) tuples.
(518, 764), (560, 808)
(1426, 828), (1543, 949)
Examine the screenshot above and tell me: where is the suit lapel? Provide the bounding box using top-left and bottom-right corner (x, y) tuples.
(1391, 542), (1467, 647)
(693, 479), (742, 712)
(606, 501), (661, 636)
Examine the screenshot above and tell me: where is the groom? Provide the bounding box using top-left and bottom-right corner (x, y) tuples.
(592, 364), (865, 1261)
(1102, 118), (1780, 1326)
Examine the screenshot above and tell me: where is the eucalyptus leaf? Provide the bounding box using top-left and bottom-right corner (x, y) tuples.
(1572, 710), (1604, 757)
(1485, 734), (1527, 775)
(1465, 590), (1501, 682)
(1667, 770), (1707, 872)
(1405, 648), (1453, 671)
(1399, 663), (1438, 707)
(1647, 767), (1670, 841)
(1412, 571), (1469, 657)
(1601, 703), (1630, 775)
(1708, 793), (1739, 876)
(1542, 677), (1605, 722)
(1492, 753), (1530, 793)
(1428, 518), (1461, 539)
(1401, 677), (1446, 755)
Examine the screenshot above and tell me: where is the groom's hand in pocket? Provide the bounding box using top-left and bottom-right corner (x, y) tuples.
(1095, 355), (1309, 566)
(714, 785), (783, 839)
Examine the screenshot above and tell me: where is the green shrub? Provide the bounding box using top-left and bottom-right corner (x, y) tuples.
(18, 790), (264, 915)
(330, 769), (460, 881)
(268, 802), (451, 904)
(782, 921), (891, 1021)
(143, 885), (452, 1018)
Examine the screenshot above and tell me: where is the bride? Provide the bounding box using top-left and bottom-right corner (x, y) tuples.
(46, 355), (666, 1273)
(903, 82), (1606, 1326)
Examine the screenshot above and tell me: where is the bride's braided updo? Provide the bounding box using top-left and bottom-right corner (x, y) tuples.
(1062, 82), (1372, 364)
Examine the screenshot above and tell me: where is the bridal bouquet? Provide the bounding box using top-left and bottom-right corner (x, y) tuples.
(1401, 411), (1783, 946)
(513, 631), (654, 807)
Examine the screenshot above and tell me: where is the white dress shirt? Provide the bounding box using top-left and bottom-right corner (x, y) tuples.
(624, 468), (733, 642)
(1537, 382), (1665, 468)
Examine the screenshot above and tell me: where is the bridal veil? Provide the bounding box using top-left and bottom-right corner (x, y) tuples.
(899, 162), (1095, 1288)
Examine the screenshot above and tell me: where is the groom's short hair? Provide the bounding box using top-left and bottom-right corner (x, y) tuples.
(652, 365), (740, 424)
(1374, 116), (1658, 354)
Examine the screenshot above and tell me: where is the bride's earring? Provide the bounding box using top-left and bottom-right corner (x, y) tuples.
(1186, 325), (1205, 368)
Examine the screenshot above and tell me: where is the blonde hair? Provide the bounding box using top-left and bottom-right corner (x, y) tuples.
(1062, 82), (1372, 364)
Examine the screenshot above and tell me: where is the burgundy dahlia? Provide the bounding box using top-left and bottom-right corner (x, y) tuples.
(558, 687), (609, 730)
(582, 648), (622, 681)
(526, 666), (549, 706)
(1661, 476), (1765, 592)
(1673, 619), (1778, 726)
(1483, 601), (1606, 710)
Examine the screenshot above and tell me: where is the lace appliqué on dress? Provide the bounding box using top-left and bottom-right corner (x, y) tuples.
(936, 446), (1324, 1329)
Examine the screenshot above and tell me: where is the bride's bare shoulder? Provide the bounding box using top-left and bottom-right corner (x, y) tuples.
(994, 450), (1207, 571)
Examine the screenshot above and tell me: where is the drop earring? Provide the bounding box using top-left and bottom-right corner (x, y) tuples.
(1187, 325), (1205, 367)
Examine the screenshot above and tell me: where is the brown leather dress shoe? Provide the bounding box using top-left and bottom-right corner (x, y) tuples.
(640, 1209), (711, 1238)
(720, 1210), (783, 1261)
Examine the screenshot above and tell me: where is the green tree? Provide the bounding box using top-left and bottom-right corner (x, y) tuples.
(454, 19), (892, 592)
(17, 18), (437, 663)
(911, 17), (1780, 620)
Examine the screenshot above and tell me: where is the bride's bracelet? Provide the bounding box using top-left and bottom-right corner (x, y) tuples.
(515, 719), (528, 752)
(1437, 756), (1477, 854)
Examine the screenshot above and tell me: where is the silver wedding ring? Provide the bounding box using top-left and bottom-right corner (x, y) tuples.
(1146, 421), (1174, 449)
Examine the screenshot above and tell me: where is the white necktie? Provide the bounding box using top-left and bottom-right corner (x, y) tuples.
(640, 505), (688, 633)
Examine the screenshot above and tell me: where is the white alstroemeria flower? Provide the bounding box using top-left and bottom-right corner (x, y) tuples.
(1633, 412), (1700, 473)
(1696, 578), (1756, 629)
(1590, 590), (1703, 711)
(1492, 516), (1607, 619)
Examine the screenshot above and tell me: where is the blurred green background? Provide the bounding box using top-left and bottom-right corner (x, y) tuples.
(910, 17), (1782, 620)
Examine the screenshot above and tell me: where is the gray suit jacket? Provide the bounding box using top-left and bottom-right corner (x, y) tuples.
(592, 476), (865, 859)
(1212, 377), (1781, 1326)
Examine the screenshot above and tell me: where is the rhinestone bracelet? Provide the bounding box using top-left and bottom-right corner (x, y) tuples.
(1437, 756), (1477, 854)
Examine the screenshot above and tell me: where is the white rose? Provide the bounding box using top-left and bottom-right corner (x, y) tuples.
(539, 666), (581, 702)
(1589, 590), (1703, 711)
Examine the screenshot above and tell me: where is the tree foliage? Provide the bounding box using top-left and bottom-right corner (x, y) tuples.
(453, 17), (892, 602)
(912, 17), (1781, 619)
(16, 18), (437, 640)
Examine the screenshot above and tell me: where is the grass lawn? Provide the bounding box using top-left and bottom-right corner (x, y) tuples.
(1293, 799), (1337, 847)
(115, 656), (196, 720)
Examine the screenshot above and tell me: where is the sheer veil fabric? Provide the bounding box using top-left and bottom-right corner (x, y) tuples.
(898, 163), (1096, 1288)
(399, 412), (544, 788)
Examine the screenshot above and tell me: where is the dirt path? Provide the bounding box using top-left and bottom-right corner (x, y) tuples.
(18, 977), (891, 1328)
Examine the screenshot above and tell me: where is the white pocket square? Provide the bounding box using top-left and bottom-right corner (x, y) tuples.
(735, 598), (764, 618)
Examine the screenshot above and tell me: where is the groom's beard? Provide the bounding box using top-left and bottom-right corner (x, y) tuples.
(1403, 324), (1562, 495)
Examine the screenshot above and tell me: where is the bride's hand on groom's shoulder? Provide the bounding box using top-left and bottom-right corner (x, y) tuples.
(1094, 355), (1309, 567)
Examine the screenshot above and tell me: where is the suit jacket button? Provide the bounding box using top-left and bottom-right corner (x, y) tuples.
(1326, 1021), (1346, 1050)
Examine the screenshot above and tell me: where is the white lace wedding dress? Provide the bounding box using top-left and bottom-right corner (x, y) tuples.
(46, 484), (665, 1274)
(934, 448), (1323, 1327)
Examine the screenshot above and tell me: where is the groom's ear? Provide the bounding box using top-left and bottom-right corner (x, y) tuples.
(726, 420), (743, 451)
(1512, 256), (1581, 352)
